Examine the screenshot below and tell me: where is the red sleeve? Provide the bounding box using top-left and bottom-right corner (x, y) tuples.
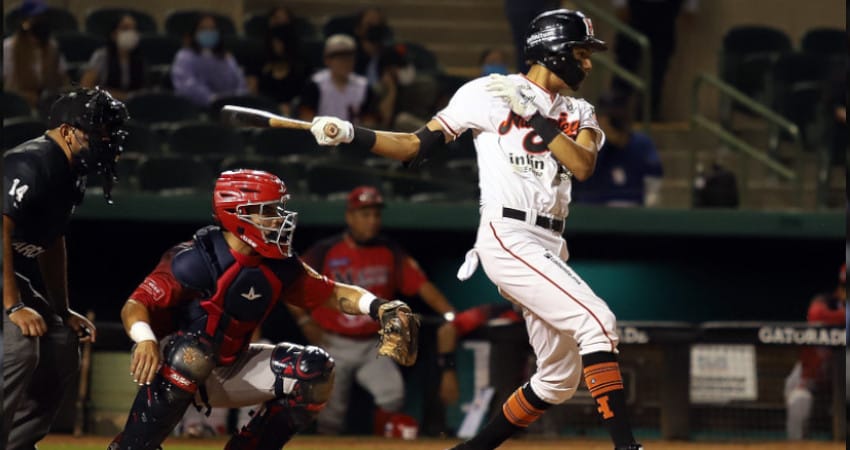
(281, 258), (336, 310)
(129, 244), (196, 310)
(807, 298), (846, 325)
(398, 255), (427, 297)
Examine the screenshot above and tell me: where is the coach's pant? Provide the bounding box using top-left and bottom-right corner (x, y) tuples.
(2, 313), (79, 450)
(316, 333), (404, 434)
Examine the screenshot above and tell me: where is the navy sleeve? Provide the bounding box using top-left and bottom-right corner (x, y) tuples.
(3, 152), (44, 222)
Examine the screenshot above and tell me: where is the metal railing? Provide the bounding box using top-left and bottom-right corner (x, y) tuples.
(691, 72), (804, 208)
(573, 0), (651, 134)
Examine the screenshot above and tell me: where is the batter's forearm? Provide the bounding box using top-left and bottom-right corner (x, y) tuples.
(371, 131), (420, 162)
(549, 132), (598, 181)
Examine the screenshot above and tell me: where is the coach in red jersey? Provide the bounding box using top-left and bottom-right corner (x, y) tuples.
(293, 185), (455, 435)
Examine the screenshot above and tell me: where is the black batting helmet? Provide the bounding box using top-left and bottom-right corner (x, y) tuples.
(524, 9), (607, 90)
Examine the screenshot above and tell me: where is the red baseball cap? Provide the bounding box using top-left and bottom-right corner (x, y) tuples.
(347, 186), (385, 210)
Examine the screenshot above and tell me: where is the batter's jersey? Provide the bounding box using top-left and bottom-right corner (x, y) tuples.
(435, 74), (605, 219)
(2, 135), (86, 315)
(302, 233), (427, 337)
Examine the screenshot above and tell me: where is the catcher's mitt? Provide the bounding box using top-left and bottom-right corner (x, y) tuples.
(377, 300), (420, 366)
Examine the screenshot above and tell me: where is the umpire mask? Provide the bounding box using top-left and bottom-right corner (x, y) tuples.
(48, 87), (130, 203)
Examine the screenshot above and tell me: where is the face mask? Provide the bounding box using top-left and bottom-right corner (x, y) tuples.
(196, 30), (220, 49)
(482, 63), (508, 76)
(397, 64), (416, 86)
(116, 29), (139, 51)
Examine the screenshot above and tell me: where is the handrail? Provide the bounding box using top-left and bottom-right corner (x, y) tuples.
(691, 72), (804, 207)
(573, 0), (651, 133)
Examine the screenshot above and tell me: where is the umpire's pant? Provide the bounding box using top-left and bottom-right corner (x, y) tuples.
(2, 313), (79, 450)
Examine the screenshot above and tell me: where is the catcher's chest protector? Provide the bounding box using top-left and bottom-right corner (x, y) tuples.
(173, 226), (302, 364)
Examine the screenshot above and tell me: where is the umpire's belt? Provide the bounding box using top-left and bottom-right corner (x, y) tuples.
(502, 207), (565, 233)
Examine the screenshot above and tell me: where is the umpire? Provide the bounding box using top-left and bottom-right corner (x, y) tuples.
(2, 87), (128, 449)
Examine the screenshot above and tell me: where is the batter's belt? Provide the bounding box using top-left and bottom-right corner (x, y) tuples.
(502, 207), (565, 233)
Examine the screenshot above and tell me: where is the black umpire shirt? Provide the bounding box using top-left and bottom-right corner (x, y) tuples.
(2, 135), (86, 315)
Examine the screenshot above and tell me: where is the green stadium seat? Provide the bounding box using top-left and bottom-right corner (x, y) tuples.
(168, 121), (245, 157)
(2, 117), (45, 151)
(137, 154), (215, 192)
(1, 90), (34, 119)
(125, 91), (202, 126)
(85, 8), (157, 38)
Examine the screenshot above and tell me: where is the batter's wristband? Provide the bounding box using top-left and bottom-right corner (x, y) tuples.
(437, 352), (457, 371)
(528, 112), (561, 146)
(351, 126), (377, 150)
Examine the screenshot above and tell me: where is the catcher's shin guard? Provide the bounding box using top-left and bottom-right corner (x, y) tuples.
(109, 333), (216, 450)
(225, 343), (335, 449)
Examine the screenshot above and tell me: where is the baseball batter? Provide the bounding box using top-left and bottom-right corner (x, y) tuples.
(309, 9), (642, 450)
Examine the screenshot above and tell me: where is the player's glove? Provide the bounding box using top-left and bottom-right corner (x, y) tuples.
(376, 300), (420, 366)
(485, 74), (538, 119)
(310, 116), (354, 146)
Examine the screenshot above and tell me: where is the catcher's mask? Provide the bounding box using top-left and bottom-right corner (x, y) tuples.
(524, 9), (607, 91)
(48, 86), (129, 203)
(213, 169), (297, 259)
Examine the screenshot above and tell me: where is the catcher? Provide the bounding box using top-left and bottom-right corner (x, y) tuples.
(108, 169), (418, 450)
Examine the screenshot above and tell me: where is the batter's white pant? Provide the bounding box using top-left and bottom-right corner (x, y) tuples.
(461, 210), (620, 405)
(316, 333), (405, 434)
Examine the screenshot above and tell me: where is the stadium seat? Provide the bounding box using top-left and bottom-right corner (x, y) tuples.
(222, 35), (265, 75)
(85, 8), (157, 38)
(2, 117), (45, 151)
(168, 121), (245, 158)
(137, 33), (182, 66)
(300, 38), (326, 72)
(305, 163), (385, 199)
(720, 26), (792, 104)
(766, 52), (831, 149)
(164, 10), (236, 38)
(1, 90), (34, 119)
(801, 28), (845, 57)
(252, 127), (319, 160)
(209, 94), (279, 121)
(402, 41), (440, 74)
(243, 12), (318, 41)
(54, 31), (105, 65)
(121, 120), (162, 155)
(125, 91), (203, 125)
(219, 156), (308, 192)
(322, 14), (358, 39)
(137, 155), (215, 193)
(5, 6), (78, 35)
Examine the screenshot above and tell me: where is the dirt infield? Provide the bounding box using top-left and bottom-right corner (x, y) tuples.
(40, 434), (845, 450)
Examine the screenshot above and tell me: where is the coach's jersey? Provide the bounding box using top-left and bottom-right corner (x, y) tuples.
(435, 74), (604, 219)
(2, 135), (86, 313)
(302, 233), (426, 337)
(130, 226), (336, 363)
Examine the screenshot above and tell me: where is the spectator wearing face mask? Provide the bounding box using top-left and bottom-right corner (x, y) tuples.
(2, 0), (69, 107)
(247, 6), (308, 116)
(479, 48), (510, 76)
(80, 14), (146, 100)
(374, 44), (422, 130)
(572, 93), (664, 207)
(171, 14), (247, 107)
(353, 7), (393, 86)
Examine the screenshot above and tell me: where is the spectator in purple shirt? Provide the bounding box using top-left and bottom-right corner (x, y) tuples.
(171, 14), (247, 106)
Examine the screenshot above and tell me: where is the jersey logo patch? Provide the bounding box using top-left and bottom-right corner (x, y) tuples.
(241, 287), (263, 301)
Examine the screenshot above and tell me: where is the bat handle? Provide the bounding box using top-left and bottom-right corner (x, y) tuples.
(324, 123), (339, 139)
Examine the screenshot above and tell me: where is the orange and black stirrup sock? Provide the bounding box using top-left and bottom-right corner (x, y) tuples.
(460, 383), (551, 450)
(582, 351), (637, 447)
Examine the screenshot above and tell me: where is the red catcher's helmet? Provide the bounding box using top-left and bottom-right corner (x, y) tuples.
(213, 170), (297, 259)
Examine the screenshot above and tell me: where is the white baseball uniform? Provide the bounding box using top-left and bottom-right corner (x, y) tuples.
(441, 74), (619, 405)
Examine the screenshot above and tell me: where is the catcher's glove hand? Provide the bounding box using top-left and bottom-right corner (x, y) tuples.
(377, 300), (420, 366)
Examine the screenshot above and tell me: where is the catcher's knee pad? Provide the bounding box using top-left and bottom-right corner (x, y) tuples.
(271, 343), (335, 409)
(225, 344), (334, 450)
(110, 333), (216, 450)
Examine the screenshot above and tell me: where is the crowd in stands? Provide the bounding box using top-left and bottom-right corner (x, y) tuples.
(2, 0), (845, 208)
